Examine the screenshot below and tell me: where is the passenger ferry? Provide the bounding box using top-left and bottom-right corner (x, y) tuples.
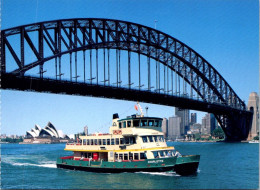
(57, 104), (200, 175)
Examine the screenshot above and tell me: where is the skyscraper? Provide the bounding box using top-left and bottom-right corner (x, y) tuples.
(247, 92), (259, 140)
(168, 116), (182, 140)
(175, 107), (190, 136)
(201, 113), (217, 134)
(161, 118), (168, 138)
(190, 113), (197, 125)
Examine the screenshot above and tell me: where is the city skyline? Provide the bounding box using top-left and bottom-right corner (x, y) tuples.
(1, 0), (258, 136)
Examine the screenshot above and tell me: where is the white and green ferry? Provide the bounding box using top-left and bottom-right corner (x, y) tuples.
(57, 105), (200, 175)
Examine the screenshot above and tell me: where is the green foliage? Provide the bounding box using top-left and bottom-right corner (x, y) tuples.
(253, 136), (259, 140)
(194, 133), (201, 141)
(1, 137), (23, 143)
(211, 128), (225, 139)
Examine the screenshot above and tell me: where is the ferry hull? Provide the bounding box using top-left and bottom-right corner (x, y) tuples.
(174, 155), (200, 175)
(57, 163), (175, 173)
(56, 157), (176, 173)
(56, 155), (200, 175)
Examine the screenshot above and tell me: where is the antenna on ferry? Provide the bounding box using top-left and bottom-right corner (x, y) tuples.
(136, 102), (144, 117)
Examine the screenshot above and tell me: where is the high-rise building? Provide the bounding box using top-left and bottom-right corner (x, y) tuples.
(247, 92), (259, 140)
(168, 116), (182, 140)
(175, 107), (190, 135)
(84, 126), (88, 136)
(190, 113), (197, 125)
(161, 118), (168, 138)
(201, 113), (217, 135)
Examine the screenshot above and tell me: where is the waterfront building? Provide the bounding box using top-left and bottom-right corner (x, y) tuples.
(247, 92), (259, 140)
(84, 126), (88, 136)
(190, 113), (197, 125)
(168, 116), (182, 140)
(161, 118), (168, 138)
(22, 122), (68, 144)
(189, 123), (202, 134)
(175, 107), (190, 135)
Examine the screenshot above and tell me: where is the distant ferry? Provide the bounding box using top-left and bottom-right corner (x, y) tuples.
(57, 104), (200, 175)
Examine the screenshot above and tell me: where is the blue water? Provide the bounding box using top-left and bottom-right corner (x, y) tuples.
(1, 142), (259, 189)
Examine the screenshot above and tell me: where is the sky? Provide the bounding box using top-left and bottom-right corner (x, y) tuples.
(1, 0), (259, 136)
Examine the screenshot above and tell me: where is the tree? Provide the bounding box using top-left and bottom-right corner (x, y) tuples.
(212, 128), (225, 139)
(253, 136), (259, 140)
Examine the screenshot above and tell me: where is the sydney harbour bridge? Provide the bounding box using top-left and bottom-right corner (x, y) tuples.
(0, 18), (253, 141)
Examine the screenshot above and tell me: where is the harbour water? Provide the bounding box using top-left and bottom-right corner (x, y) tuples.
(1, 142), (259, 189)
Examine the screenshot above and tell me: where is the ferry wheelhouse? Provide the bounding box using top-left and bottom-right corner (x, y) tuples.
(57, 109), (200, 175)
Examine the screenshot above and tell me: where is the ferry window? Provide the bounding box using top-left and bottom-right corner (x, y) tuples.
(111, 139), (115, 145)
(91, 139), (94, 145)
(129, 153), (133, 160)
(119, 122), (122, 129)
(115, 153), (118, 160)
(142, 136), (148, 143)
(154, 120), (159, 127)
(116, 138), (119, 145)
(153, 151), (159, 158)
(148, 120), (154, 126)
(153, 136), (158, 142)
(148, 136), (154, 142)
(133, 120), (139, 127)
(83, 139), (86, 145)
(103, 139), (106, 145)
(98, 139), (102, 145)
(134, 153), (139, 160)
(159, 151), (165, 157)
(127, 121), (131, 127)
(119, 154), (123, 161)
(130, 137), (136, 144)
(120, 138), (125, 145)
(140, 153), (147, 159)
(140, 120), (147, 126)
(125, 137), (130, 144)
(94, 139), (98, 145)
(107, 139), (110, 145)
(123, 122), (126, 128)
(87, 153), (92, 158)
(87, 139), (90, 145)
(158, 120), (162, 127)
(158, 136), (163, 142)
(124, 153), (128, 160)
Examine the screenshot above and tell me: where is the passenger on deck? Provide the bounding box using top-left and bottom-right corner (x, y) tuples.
(167, 151), (171, 157)
(89, 156), (93, 161)
(118, 157), (122, 162)
(80, 155), (84, 160)
(175, 151), (182, 157)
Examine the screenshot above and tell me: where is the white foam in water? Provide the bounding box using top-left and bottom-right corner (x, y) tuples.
(2, 156), (57, 168)
(136, 171), (180, 177)
(12, 162), (57, 168)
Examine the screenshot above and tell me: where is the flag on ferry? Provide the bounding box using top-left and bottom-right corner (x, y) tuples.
(134, 105), (138, 111)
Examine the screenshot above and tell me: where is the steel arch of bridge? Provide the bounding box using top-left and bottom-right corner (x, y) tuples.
(0, 18), (252, 141)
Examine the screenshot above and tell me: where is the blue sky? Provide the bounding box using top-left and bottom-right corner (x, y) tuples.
(1, 0), (259, 135)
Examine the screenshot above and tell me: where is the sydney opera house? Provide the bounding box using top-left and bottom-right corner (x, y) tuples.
(21, 122), (71, 144)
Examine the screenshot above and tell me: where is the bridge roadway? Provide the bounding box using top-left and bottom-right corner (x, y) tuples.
(2, 73), (253, 141)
